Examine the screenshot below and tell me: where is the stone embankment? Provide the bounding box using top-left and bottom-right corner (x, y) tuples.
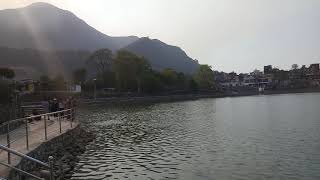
(79, 88), (320, 106)
(79, 94), (221, 105)
(9, 126), (95, 180)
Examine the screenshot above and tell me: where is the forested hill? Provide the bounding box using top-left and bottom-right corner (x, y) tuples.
(124, 38), (199, 74)
(0, 2), (199, 75)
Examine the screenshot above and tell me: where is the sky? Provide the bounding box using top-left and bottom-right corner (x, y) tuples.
(1, 0), (320, 73)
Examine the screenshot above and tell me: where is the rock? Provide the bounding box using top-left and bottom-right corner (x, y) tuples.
(39, 170), (51, 179)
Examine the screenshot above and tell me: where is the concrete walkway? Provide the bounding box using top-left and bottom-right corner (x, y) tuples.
(0, 117), (78, 178)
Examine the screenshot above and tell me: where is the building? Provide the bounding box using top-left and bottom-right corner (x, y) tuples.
(220, 75), (242, 87)
(307, 64), (320, 80)
(309, 63), (319, 74)
(264, 65), (273, 74)
(243, 73), (272, 88)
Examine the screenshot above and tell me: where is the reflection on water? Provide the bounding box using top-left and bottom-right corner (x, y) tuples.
(72, 93), (320, 180)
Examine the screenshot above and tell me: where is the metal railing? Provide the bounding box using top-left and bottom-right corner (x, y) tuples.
(0, 144), (54, 180)
(0, 107), (77, 179)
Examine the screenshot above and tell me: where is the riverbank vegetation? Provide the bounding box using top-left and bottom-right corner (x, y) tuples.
(80, 49), (215, 96)
(0, 48), (215, 112)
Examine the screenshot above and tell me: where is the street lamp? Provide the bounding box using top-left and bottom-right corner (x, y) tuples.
(93, 78), (97, 100)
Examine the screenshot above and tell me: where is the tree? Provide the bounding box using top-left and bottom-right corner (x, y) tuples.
(0, 67), (15, 79)
(86, 49), (113, 74)
(97, 71), (116, 88)
(161, 68), (178, 87)
(194, 65), (214, 89)
(72, 68), (87, 84)
(176, 72), (187, 89)
(189, 78), (198, 92)
(140, 72), (163, 93)
(113, 50), (152, 92)
(136, 56), (153, 93)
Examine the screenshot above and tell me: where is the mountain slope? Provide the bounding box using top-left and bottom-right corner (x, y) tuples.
(0, 3), (199, 75)
(0, 47), (91, 80)
(0, 2), (138, 51)
(124, 37), (199, 73)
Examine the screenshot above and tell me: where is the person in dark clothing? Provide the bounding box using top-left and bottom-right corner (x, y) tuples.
(49, 99), (54, 113)
(52, 98), (59, 116)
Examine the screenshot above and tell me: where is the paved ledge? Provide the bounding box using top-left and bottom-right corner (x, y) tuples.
(0, 118), (78, 178)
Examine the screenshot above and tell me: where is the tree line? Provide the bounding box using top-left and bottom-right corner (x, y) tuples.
(74, 49), (215, 95)
(0, 49), (215, 99)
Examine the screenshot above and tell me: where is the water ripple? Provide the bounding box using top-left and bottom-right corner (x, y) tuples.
(73, 94), (320, 179)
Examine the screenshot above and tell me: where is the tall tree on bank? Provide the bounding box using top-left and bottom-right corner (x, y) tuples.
(86, 49), (113, 74)
(72, 68), (87, 84)
(0, 67), (15, 79)
(161, 68), (178, 88)
(113, 50), (152, 92)
(194, 65), (215, 89)
(136, 56), (153, 93)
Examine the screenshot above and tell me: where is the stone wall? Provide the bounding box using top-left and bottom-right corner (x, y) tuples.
(79, 94), (222, 106)
(8, 125), (95, 180)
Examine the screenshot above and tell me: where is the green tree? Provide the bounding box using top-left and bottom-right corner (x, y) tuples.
(140, 72), (163, 93)
(194, 65), (214, 89)
(113, 50), (152, 92)
(97, 71), (116, 88)
(189, 78), (198, 92)
(0, 67), (15, 79)
(161, 68), (178, 87)
(86, 49), (113, 74)
(136, 56), (153, 93)
(176, 72), (187, 89)
(73, 68), (87, 84)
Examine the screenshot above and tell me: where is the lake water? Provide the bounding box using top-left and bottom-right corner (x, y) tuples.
(72, 93), (320, 180)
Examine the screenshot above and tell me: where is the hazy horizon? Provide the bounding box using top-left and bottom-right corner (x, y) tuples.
(1, 0), (320, 73)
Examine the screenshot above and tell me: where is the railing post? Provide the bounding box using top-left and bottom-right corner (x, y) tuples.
(59, 113), (62, 133)
(44, 115), (47, 140)
(7, 123), (11, 164)
(74, 105), (77, 124)
(25, 118), (29, 150)
(49, 156), (54, 180)
(70, 109), (73, 128)
(18, 163), (21, 180)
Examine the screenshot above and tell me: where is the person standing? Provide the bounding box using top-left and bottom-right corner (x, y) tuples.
(53, 98), (59, 117)
(59, 99), (65, 117)
(41, 98), (50, 113)
(59, 100), (65, 111)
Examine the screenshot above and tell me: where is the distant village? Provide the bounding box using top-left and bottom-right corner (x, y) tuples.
(215, 63), (320, 90)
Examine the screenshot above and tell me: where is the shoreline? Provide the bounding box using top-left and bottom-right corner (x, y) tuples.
(8, 126), (95, 180)
(79, 88), (320, 105)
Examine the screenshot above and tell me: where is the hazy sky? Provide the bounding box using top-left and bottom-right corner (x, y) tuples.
(1, 0), (320, 73)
